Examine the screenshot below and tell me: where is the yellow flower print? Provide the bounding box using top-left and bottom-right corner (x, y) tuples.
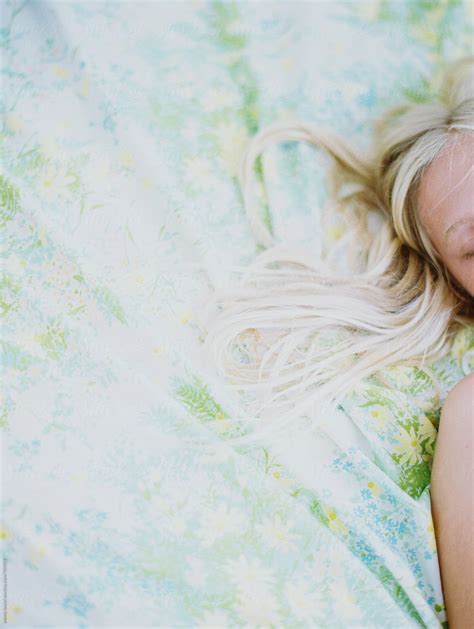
(79, 77), (90, 98)
(0, 527), (10, 539)
(54, 66), (71, 80)
(39, 165), (75, 200)
(367, 481), (382, 498)
(324, 507), (349, 537)
(31, 542), (48, 563)
(6, 604), (22, 621)
(142, 176), (153, 190)
(369, 405), (393, 431)
(179, 311), (192, 324)
(215, 120), (249, 178)
(119, 149), (134, 170)
(5, 112), (24, 133)
(393, 425), (424, 466)
(427, 519), (437, 554)
(206, 417), (235, 435)
(272, 470), (296, 490)
(358, 0), (380, 22)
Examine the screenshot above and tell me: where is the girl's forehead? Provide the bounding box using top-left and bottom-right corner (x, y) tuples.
(418, 133), (473, 219)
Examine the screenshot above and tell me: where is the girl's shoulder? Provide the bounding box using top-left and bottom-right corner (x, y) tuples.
(441, 370), (474, 416)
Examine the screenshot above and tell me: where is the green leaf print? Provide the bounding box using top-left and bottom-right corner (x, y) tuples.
(401, 75), (434, 105)
(175, 374), (227, 423)
(358, 393), (398, 412)
(209, 0), (273, 245)
(376, 0), (466, 59)
(35, 319), (68, 359)
(91, 284), (127, 325)
(409, 367), (434, 394)
(378, 565), (426, 627)
(396, 460), (431, 500)
(209, 1), (246, 50)
(260, 447), (283, 475)
(0, 272), (20, 317)
(0, 175), (21, 228)
(308, 497), (330, 528)
(0, 407), (10, 431)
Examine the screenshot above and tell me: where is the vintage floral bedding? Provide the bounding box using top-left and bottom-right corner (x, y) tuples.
(1, 1), (473, 627)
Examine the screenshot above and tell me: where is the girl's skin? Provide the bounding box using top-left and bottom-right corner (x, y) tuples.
(431, 374), (473, 628)
(418, 133), (474, 297)
(418, 133), (474, 628)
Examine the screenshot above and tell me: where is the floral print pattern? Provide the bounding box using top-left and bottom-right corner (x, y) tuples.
(1, 1), (472, 627)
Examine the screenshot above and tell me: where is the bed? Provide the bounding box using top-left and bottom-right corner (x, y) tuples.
(2, 1), (473, 627)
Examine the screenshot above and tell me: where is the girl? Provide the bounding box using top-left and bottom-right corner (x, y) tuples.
(199, 56), (473, 627)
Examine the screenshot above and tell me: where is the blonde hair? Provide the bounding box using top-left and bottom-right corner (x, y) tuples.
(195, 57), (474, 447)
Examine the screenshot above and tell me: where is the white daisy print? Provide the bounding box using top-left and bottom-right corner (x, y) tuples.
(256, 514), (298, 553)
(225, 554), (276, 597)
(39, 164), (75, 200)
(330, 580), (364, 622)
(392, 425), (423, 466)
(285, 580), (326, 623)
(198, 504), (245, 547)
(234, 588), (282, 626)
